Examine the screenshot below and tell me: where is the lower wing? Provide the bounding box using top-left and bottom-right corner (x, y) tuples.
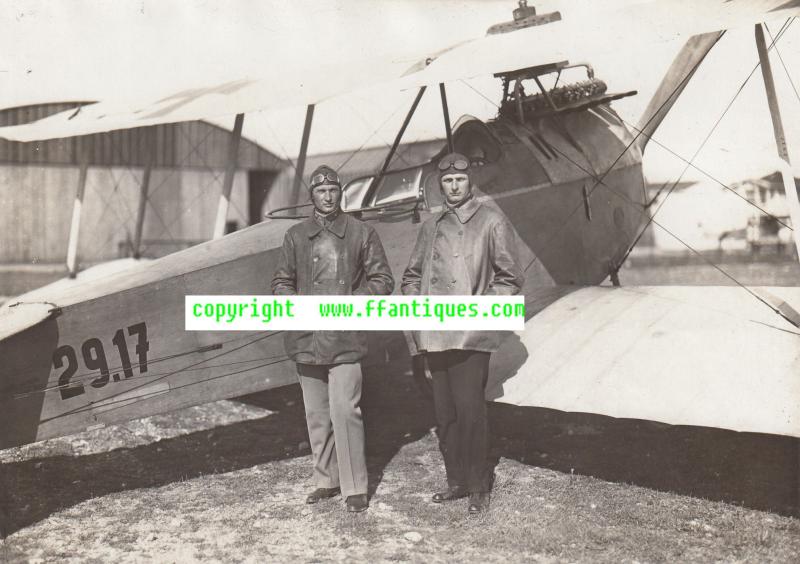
(488, 285), (800, 438)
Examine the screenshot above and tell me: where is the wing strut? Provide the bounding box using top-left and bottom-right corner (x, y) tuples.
(439, 83), (453, 152)
(366, 86), (427, 198)
(636, 32), (724, 153)
(66, 143), (90, 278)
(133, 127), (157, 258)
(292, 105), (316, 196)
(755, 23), (800, 265)
(212, 113), (245, 239)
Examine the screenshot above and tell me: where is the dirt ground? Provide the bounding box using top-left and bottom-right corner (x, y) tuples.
(2, 362), (799, 563)
(1, 260), (800, 562)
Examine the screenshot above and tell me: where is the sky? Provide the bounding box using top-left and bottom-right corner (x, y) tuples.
(2, 0), (799, 186)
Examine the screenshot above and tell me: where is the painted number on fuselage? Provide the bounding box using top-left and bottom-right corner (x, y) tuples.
(54, 322), (150, 401)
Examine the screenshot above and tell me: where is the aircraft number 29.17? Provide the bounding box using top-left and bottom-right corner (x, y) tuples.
(53, 322), (150, 400)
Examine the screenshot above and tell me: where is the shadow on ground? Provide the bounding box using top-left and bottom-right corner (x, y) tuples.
(1, 368), (797, 538)
(489, 403), (800, 518)
(0, 364), (434, 538)
(0, 385), (308, 537)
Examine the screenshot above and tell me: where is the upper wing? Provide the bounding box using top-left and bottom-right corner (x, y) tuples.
(0, 0), (796, 142)
(394, 0), (800, 87)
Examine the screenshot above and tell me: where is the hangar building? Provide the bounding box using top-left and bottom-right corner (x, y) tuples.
(0, 103), (284, 268)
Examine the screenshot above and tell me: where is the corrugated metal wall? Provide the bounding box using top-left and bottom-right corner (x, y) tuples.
(0, 103), (284, 264)
(0, 103), (284, 170)
(0, 164), (249, 263)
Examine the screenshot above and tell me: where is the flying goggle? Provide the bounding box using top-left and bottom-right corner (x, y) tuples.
(437, 157), (470, 173)
(310, 170), (341, 188)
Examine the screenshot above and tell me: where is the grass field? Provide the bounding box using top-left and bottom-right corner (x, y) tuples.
(621, 256), (800, 286)
(1, 259), (799, 562)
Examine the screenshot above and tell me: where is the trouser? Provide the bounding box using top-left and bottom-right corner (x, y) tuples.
(426, 349), (491, 493)
(297, 362), (367, 498)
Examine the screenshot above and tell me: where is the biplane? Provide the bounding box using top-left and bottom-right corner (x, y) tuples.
(1, 0), (799, 452)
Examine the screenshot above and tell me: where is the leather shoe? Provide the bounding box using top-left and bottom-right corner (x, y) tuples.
(468, 492), (490, 514)
(346, 494), (369, 513)
(305, 487), (340, 504)
(431, 486), (469, 503)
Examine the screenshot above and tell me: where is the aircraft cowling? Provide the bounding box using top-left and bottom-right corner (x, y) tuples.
(439, 106), (647, 286)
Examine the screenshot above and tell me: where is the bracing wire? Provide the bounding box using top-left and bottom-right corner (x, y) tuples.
(83, 169), (134, 260)
(524, 17), (793, 274)
(38, 330), (285, 420)
(765, 20), (800, 105)
(547, 138), (799, 328)
(508, 43), (730, 274)
(10, 330), (284, 395)
(336, 95), (412, 172)
(80, 129), (151, 261)
(42, 356), (293, 422)
(622, 118), (793, 230)
(519, 18), (792, 275)
(174, 122), (250, 225)
(340, 96), (423, 171)
(616, 18), (795, 268)
(459, 79), (500, 110)
(454, 19), (798, 329)
(258, 111), (310, 192)
(15, 352), (290, 400)
(138, 124), (227, 255)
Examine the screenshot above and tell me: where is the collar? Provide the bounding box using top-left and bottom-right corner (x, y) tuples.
(314, 208), (338, 226)
(306, 210), (348, 238)
(438, 194), (481, 224)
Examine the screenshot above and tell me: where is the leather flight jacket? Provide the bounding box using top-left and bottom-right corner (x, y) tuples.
(272, 212), (394, 364)
(401, 196), (524, 353)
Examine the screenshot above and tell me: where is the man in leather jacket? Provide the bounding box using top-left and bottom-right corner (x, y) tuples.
(401, 152), (524, 514)
(272, 164), (394, 513)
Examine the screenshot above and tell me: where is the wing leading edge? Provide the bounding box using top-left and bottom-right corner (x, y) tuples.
(0, 0), (796, 142)
(488, 285), (800, 438)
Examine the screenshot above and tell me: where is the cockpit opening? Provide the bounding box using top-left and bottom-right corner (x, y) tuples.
(452, 118), (502, 167)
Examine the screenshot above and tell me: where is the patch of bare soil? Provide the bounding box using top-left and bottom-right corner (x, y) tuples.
(1, 362), (799, 563)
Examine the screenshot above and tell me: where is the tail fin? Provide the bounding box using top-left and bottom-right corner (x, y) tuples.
(636, 31), (724, 153)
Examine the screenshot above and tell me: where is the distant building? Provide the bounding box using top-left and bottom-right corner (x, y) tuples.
(731, 172), (793, 251)
(634, 181), (696, 249)
(0, 103), (284, 264)
(637, 173), (797, 254)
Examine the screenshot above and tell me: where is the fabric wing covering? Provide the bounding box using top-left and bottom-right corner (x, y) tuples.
(0, 0), (797, 142)
(487, 286), (800, 438)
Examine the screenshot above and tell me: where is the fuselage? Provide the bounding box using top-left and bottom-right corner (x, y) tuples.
(0, 102), (648, 449)
(340, 104), (647, 294)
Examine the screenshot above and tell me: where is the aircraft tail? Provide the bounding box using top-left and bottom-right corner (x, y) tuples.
(636, 31), (725, 153)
